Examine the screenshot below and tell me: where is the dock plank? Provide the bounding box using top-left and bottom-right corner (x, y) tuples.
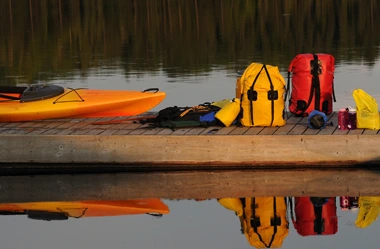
(333, 128), (349, 135)
(17, 121), (47, 128)
(288, 117), (308, 135)
(156, 128), (175, 135)
(85, 129), (108, 135)
(0, 123), (9, 128)
(127, 125), (151, 135)
(54, 120), (80, 129)
(172, 128), (192, 135)
(259, 126), (279, 135)
(55, 128), (76, 135)
(40, 121), (68, 129)
(0, 129), (21, 134)
(26, 128), (51, 135)
(112, 129), (133, 135)
(215, 126), (237, 135)
(109, 122), (138, 130)
(303, 127), (320, 135)
(141, 127), (164, 135)
(2, 122), (25, 128)
(200, 127), (221, 135)
(363, 129), (379, 135)
(243, 127), (264, 135)
(4, 128), (34, 134)
(347, 129), (364, 135)
(185, 127), (207, 135)
(275, 114), (301, 135)
(275, 124), (297, 135)
(318, 113), (338, 135)
(229, 126), (250, 135)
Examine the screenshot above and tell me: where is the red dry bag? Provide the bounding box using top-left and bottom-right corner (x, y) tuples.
(290, 197), (338, 236)
(287, 54), (336, 116)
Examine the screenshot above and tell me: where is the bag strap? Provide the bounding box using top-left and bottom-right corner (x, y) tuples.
(251, 197), (278, 248)
(295, 54), (320, 116)
(332, 80), (336, 102)
(313, 205), (324, 234)
(312, 54), (321, 111)
(263, 65), (275, 126)
(248, 65), (265, 125)
(285, 71), (291, 104)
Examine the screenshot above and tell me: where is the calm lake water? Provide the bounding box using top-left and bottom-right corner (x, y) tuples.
(1, 195), (380, 249)
(1, 0), (380, 248)
(1, 169), (380, 249)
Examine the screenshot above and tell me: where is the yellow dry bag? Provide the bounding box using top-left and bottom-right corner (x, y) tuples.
(211, 99), (231, 109)
(239, 63), (286, 127)
(215, 98), (241, 127)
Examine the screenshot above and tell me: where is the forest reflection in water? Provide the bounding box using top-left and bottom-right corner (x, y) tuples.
(1, 0), (379, 86)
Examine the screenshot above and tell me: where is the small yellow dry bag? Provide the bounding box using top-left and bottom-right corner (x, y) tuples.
(211, 99), (231, 109)
(215, 98), (241, 127)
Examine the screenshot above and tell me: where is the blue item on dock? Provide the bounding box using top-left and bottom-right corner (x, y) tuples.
(308, 110), (328, 129)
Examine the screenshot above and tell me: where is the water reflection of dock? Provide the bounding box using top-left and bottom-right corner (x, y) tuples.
(1, 169), (380, 203)
(0, 112), (379, 169)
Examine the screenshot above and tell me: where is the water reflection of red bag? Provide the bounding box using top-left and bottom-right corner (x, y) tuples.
(290, 197), (338, 236)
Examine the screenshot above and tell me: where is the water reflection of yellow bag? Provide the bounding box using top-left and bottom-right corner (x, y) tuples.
(215, 98), (241, 127)
(218, 197), (288, 248)
(352, 89), (380, 130)
(355, 196), (380, 228)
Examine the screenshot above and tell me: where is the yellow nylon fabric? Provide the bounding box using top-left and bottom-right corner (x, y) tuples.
(211, 99), (231, 108)
(218, 197), (289, 248)
(239, 63), (286, 127)
(215, 98), (241, 127)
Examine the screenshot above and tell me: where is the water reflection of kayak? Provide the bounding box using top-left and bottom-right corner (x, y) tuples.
(0, 199), (170, 221)
(0, 84), (166, 122)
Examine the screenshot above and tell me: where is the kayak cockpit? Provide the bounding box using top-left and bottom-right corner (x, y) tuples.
(0, 84), (65, 102)
(21, 84), (65, 102)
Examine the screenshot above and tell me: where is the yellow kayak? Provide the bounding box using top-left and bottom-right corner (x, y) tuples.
(0, 199), (170, 220)
(0, 84), (166, 122)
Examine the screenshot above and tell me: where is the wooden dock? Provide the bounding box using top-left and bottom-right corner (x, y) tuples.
(0, 111), (379, 172)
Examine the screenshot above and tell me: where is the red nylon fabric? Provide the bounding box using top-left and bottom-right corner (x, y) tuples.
(288, 54), (335, 115)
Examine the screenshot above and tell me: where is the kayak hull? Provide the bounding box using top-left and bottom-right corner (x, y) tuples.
(0, 87), (166, 122)
(0, 199), (170, 219)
